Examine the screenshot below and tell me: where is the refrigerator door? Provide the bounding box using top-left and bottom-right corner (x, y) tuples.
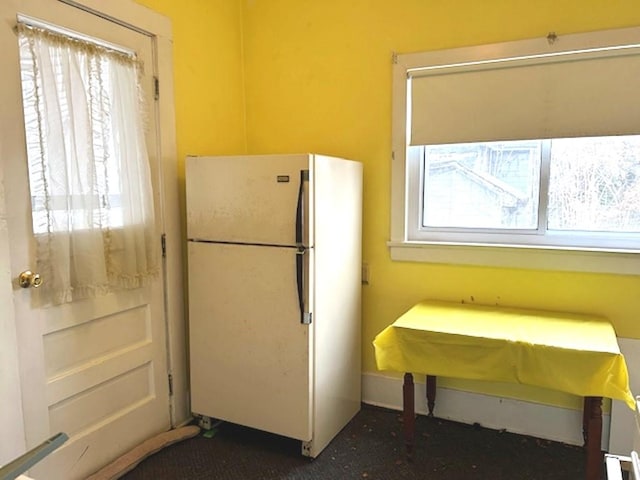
(188, 241), (313, 441)
(186, 154), (313, 247)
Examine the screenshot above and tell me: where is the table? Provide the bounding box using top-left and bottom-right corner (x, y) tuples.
(373, 300), (635, 480)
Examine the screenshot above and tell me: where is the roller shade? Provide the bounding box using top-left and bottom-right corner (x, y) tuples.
(409, 47), (640, 146)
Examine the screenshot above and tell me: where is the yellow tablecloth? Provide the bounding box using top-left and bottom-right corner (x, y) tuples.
(373, 300), (635, 409)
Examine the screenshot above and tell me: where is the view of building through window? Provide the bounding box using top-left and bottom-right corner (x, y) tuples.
(420, 136), (640, 235)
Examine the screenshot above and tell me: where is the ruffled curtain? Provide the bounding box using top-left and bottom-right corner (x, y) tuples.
(17, 23), (159, 305)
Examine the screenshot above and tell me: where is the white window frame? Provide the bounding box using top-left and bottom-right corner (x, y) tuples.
(389, 27), (640, 275)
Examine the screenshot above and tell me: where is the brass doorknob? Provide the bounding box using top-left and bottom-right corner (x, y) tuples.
(18, 270), (42, 288)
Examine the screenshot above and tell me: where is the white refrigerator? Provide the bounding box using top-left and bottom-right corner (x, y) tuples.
(186, 153), (363, 457)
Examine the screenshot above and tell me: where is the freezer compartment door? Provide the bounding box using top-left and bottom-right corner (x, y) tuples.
(186, 154), (312, 246)
(188, 241), (313, 441)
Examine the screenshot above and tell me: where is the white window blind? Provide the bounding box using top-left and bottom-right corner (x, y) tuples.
(409, 47), (640, 146)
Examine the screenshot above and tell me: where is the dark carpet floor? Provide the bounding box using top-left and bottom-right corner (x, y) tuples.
(121, 404), (585, 479)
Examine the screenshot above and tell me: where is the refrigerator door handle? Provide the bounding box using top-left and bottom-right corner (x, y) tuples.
(295, 169), (312, 325)
(295, 169), (309, 246)
(296, 246), (311, 324)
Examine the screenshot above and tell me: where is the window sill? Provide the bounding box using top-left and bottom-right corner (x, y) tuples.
(388, 241), (640, 275)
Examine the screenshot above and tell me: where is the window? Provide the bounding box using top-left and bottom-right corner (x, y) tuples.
(17, 20), (159, 304)
(19, 24), (142, 235)
(390, 27), (640, 274)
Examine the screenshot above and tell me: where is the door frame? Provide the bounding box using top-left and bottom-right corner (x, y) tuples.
(0, 0), (187, 465)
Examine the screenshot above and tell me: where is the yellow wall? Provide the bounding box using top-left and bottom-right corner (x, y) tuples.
(139, 0), (640, 410)
(136, 0), (247, 164)
(239, 0), (640, 409)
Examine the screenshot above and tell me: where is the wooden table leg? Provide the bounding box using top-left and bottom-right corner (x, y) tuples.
(584, 396), (603, 480)
(582, 397), (589, 445)
(426, 375), (436, 416)
(403, 373), (415, 459)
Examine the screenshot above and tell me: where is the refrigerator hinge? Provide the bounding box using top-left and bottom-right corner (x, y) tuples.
(302, 440), (313, 457)
(161, 233), (167, 258)
(302, 312), (312, 325)
(168, 373), (173, 396)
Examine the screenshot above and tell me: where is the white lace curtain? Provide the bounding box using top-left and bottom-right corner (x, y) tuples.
(17, 23), (159, 305)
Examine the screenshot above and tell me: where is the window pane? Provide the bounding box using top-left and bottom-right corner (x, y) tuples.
(422, 141), (541, 229)
(20, 43), (126, 234)
(548, 136), (640, 233)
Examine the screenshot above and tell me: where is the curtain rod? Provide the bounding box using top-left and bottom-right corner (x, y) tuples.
(16, 13), (135, 57)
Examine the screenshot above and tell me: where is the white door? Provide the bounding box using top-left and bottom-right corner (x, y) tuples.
(188, 241), (313, 441)
(0, 2), (170, 479)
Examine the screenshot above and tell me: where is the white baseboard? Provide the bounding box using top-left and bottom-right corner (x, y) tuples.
(609, 337), (640, 455)
(175, 415), (195, 429)
(362, 372), (610, 449)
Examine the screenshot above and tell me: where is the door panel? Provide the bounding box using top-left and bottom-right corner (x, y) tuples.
(43, 303), (149, 378)
(188, 241), (312, 441)
(49, 363), (153, 436)
(186, 154), (312, 246)
(1, 1), (170, 479)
